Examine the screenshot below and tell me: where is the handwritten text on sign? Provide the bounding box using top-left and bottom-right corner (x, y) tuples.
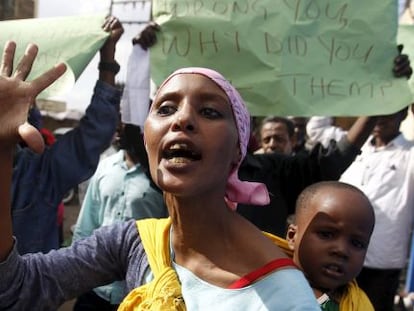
(151, 0), (412, 116)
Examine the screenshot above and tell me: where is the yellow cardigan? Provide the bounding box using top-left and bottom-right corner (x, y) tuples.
(118, 218), (373, 311)
(118, 218), (185, 310)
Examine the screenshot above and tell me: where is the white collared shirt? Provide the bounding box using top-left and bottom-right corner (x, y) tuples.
(340, 134), (414, 268)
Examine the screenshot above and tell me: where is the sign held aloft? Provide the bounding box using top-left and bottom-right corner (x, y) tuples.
(150, 0), (413, 116)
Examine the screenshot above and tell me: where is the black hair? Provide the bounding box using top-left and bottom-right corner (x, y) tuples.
(119, 123), (162, 193)
(259, 116), (295, 138)
(295, 181), (374, 227)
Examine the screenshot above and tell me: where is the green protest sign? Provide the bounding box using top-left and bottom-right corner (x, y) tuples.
(0, 14), (108, 100)
(150, 0), (413, 116)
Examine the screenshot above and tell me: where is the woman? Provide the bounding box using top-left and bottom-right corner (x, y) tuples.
(0, 41), (319, 310)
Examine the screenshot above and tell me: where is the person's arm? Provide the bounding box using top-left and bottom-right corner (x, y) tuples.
(7, 18), (124, 255)
(0, 220), (142, 310)
(132, 21), (160, 49)
(345, 116), (378, 149)
(306, 115), (377, 150)
(42, 16), (124, 200)
(122, 23), (164, 195)
(98, 16), (124, 86)
(121, 22), (160, 128)
(305, 116), (345, 148)
(0, 41), (66, 261)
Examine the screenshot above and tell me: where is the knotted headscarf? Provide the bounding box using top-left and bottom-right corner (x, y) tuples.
(154, 67), (270, 208)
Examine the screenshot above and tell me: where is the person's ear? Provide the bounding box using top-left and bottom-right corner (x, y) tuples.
(286, 224), (297, 250)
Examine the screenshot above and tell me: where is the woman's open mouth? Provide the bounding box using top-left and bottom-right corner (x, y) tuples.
(163, 143), (202, 163)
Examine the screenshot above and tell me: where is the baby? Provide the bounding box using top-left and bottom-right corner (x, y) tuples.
(286, 181), (375, 310)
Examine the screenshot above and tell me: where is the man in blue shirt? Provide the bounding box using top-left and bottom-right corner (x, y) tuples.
(72, 123), (167, 310)
(12, 16), (124, 254)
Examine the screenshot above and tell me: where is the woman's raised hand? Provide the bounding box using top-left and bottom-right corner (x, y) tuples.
(0, 41), (66, 153)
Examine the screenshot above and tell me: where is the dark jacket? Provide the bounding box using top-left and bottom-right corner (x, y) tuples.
(237, 138), (360, 236)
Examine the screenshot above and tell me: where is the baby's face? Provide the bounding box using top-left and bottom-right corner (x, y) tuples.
(288, 188), (374, 293)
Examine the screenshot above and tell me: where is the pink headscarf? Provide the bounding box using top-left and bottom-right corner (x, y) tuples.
(155, 67), (270, 208)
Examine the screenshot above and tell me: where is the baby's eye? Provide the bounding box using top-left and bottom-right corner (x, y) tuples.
(317, 231), (333, 240)
(157, 103), (177, 116)
(351, 239), (367, 250)
(200, 107), (223, 119)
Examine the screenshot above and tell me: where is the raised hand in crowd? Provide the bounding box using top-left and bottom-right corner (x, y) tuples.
(0, 41), (66, 154)
(132, 21), (160, 49)
(0, 41), (65, 260)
